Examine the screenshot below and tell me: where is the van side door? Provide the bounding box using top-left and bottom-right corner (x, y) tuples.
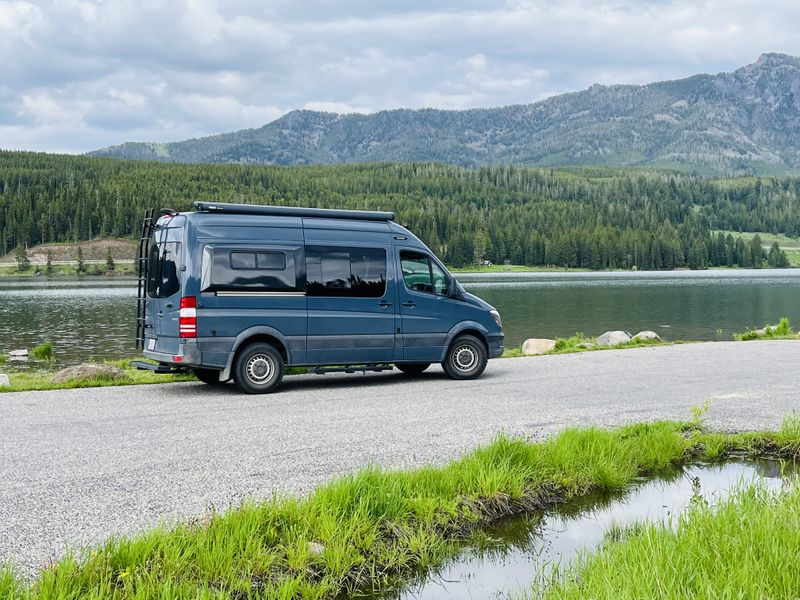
(396, 249), (455, 362)
(304, 244), (397, 365)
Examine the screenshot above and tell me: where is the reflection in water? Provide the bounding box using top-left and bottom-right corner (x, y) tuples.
(374, 459), (797, 600)
(459, 269), (800, 347)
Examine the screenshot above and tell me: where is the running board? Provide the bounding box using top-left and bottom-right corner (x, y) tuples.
(311, 364), (394, 375)
(131, 360), (186, 374)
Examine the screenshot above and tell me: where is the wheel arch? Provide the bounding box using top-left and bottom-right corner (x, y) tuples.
(221, 326), (290, 381)
(439, 322), (489, 362)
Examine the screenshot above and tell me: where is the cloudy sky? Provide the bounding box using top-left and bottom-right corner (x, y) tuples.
(1, 0), (799, 154)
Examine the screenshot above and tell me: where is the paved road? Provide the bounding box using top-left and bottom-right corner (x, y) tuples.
(2, 340), (798, 573)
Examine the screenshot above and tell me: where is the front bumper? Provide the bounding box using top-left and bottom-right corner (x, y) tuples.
(488, 332), (504, 358)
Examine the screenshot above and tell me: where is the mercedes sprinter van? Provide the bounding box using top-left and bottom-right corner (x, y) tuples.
(134, 202), (504, 393)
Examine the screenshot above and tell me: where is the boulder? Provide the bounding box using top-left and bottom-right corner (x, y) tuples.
(8, 349), (28, 357)
(632, 330), (661, 342)
(576, 342), (595, 349)
(307, 541), (325, 556)
(596, 331), (632, 346)
(0, 374), (9, 387)
(522, 338), (556, 356)
(51, 363), (127, 384)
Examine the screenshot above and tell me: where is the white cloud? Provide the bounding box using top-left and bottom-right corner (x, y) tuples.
(1, 0), (799, 152)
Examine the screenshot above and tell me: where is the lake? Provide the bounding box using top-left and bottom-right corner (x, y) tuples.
(1, 269), (799, 365)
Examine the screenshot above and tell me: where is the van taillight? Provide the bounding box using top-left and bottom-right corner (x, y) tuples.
(179, 296), (197, 338)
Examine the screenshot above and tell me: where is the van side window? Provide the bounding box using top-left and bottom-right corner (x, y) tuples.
(230, 251), (286, 270)
(400, 250), (448, 296)
(306, 246), (386, 298)
(203, 246), (300, 293)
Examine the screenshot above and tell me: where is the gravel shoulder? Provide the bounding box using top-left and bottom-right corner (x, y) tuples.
(2, 340), (798, 573)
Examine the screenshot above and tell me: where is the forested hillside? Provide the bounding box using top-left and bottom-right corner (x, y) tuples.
(91, 54), (800, 176)
(0, 150), (797, 270)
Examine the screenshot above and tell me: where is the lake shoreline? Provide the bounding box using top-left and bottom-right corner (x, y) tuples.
(0, 264), (797, 278)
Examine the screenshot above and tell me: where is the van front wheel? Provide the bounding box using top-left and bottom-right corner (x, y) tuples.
(443, 335), (488, 380)
(233, 343), (284, 394)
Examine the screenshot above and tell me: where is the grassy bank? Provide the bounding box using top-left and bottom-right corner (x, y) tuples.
(1, 417), (799, 599)
(0, 359), (194, 393)
(735, 317), (798, 341)
(544, 473), (800, 598)
(501, 333), (676, 358)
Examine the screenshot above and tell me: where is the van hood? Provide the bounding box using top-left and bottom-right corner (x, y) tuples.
(461, 289), (495, 312)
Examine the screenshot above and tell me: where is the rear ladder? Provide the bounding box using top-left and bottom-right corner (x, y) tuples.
(135, 209), (156, 349)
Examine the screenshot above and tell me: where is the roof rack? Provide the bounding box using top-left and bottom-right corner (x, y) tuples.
(193, 201), (395, 222)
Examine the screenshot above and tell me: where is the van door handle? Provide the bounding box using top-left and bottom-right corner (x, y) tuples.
(378, 300), (392, 308)
(402, 301), (416, 308)
(157, 311), (163, 317)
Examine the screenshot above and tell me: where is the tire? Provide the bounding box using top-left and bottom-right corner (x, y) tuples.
(443, 335), (488, 380)
(193, 368), (226, 386)
(396, 362), (430, 376)
(232, 343), (284, 394)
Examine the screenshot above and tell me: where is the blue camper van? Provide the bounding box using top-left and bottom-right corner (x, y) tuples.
(134, 202), (504, 394)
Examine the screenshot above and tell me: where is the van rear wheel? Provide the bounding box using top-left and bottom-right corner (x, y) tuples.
(233, 343), (284, 394)
(193, 368), (226, 386)
(443, 335), (488, 380)
(396, 363), (430, 376)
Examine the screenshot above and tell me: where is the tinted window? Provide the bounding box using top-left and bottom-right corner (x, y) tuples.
(203, 246), (300, 292)
(146, 241), (181, 298)
(258, 252), (285, 270)
(230, 251), (285, 270)
(306, 246), (386, 297)
(230, 251), (256, 270)
(401, 250), (449, 296)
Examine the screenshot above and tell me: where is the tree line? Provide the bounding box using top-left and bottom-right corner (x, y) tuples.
(0, 151), (795, 269)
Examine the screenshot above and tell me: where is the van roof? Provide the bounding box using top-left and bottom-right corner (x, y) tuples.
(193, 201), (395, 222)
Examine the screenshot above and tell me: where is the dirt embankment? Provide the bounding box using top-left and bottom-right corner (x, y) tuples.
(1, 239), (137, 263)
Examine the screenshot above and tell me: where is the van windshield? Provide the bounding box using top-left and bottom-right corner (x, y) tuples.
(146, 241), (182, 298)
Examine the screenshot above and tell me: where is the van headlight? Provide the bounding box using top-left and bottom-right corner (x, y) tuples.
(490, 309), (502, 328)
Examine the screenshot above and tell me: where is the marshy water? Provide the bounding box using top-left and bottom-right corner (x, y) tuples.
(1, 269), (800, 364)
(369, 458), (797, 599)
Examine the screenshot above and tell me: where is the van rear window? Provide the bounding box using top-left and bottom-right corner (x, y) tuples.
(146, 242), (182, 298)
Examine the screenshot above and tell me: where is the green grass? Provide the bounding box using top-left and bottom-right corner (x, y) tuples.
(713, 230), (800, 249)
(542, 477), (800, 599)
(734, 317), (798, 341)
(501, 333), (672, 358)
(0, 359), (195, 393)
(30, 342), (53, 361)
(2, 417), (799, 599)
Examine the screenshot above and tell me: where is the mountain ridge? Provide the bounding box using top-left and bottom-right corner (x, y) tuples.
(90, 53), (800, 175)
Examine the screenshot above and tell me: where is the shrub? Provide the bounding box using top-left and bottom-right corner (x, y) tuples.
(31, 342), (53, 360)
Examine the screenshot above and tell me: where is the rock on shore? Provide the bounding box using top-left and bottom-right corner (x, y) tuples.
(597, 331), (632, 346)
(51, 364), (127, 384)
(522, 338), (556, 355)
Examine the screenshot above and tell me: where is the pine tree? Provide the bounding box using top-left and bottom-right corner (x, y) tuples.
(14, 245), (29, 271)
(106, 247), (115, 272)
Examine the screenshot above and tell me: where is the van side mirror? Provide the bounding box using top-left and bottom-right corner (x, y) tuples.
(447, 277), (458, 298)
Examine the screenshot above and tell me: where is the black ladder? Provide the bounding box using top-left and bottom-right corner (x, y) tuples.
(135, 209), (156, 349)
